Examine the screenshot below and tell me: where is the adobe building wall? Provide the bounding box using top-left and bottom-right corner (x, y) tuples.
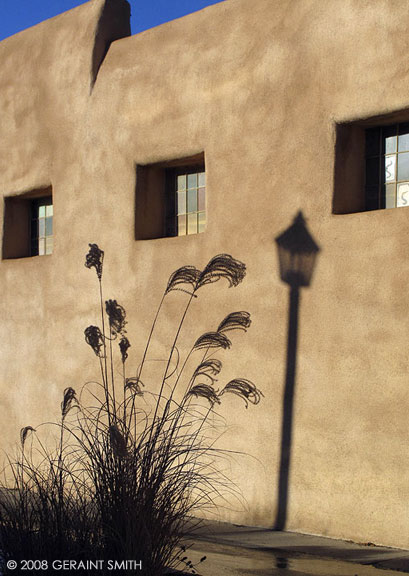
(1, 0), (409, 548)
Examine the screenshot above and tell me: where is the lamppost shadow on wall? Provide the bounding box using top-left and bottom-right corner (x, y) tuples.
(274, 211), (320, 531)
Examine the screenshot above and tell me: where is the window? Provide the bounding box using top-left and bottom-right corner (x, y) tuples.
(333, 117), (409, 214)
(30, 197), (53, 255)
(135, 153), (205, 240)
(174, 168), (206, 236)
(365, 123), (409, 210)
(2, 187), (53, 259)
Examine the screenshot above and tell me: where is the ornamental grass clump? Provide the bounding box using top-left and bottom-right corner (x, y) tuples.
(0, 245), (262, 576)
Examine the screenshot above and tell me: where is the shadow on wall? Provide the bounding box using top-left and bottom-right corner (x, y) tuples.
(273, 211), (320, 531)
(91, 0), (131, 90)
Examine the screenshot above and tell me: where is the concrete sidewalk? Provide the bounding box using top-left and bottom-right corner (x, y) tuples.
(186, 520), (409, 574)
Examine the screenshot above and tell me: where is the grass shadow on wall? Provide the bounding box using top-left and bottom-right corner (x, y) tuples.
(0, 245), (263, 576)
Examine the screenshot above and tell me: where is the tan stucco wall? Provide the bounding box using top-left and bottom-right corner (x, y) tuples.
(2, 0), (409, 548)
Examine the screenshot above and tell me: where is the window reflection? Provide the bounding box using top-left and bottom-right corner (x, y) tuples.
(398, 152), (409, 181)
(385, 155), (396, 182)
(397, 182), (409, 207)
(385, 135), (397, 154)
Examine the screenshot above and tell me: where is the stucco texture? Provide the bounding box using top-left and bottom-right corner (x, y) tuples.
(1, 0), (409, 548)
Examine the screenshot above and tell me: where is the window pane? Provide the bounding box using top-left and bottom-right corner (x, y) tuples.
(366, 158), (379, 186)
(187, 189), (197, 213)
(39, 205), (46, 218)
(45, 217), (53, 236)
(398, 152), (409, 181)
(45, 237), (53, 255)
(177, 175), (186, 191)
(187, 173), (197, 189)
(385, 136), (397, 154)
(398, 123), (409, 151)
(382, 124), (397, 154)
(38, 238), (45, 255)
(177, 190), (186, 215)
(198, 172), (205, 187)
(198, 187), (205, 211)
(177, 215), (186, 236)
(385, 155), (396, 182)
(385, 183), (396, 208)
(46, 204), (53, 217)
(38, 219), (45, 237)
(398, 133), (409, 152)
(187, 213), (197, 235)
(397, 182), (409, 207)
(198, 212), (206, 233)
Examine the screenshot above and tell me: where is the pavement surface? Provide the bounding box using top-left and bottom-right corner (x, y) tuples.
(182, 520), (409, 576)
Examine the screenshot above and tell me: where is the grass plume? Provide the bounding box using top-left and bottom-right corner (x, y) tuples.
(0, 246), (261, 576)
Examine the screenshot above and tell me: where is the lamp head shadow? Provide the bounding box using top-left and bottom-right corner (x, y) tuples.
(275, 211), (320, 288)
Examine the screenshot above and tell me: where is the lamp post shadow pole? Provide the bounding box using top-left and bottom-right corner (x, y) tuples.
(274, 283), (299, 531)
(274, 211), (320, 532)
